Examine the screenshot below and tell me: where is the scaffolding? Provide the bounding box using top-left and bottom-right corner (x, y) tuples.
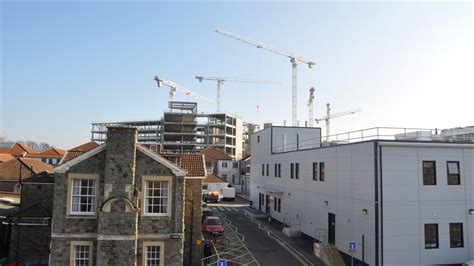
(91, 101), (245, 159)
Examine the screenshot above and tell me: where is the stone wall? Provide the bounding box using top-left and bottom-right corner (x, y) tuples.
(183, 178), (203, 266)
(50, 127), (186, 266)
(9, 223), (51, 261)
(0, 180), (18, 192)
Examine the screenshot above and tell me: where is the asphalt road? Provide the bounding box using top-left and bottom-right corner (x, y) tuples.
(225, 212), (304, 266)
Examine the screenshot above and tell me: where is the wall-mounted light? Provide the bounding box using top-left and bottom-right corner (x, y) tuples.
(469, 209), (474, 215)
(362, 209), (368, 215)
(324, 201), (328, 206)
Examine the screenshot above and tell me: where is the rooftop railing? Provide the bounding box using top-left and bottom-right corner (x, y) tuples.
(272, 127), (474, 153)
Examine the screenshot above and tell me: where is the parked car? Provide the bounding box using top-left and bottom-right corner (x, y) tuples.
(202, 216), (224, 236)
(202, 207), (214, 223)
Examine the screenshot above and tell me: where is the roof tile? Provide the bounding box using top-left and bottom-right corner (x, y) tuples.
(199, 147), (232, 161)
(179, 154), (206, 177)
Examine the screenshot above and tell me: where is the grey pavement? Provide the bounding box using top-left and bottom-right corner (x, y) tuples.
(225, 212), (303, 266)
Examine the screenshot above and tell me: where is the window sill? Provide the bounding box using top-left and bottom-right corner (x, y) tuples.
(66, 215), (97, 219)
(142, 214), (171, 219)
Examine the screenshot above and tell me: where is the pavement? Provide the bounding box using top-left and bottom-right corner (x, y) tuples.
(207, 197), (326, 266)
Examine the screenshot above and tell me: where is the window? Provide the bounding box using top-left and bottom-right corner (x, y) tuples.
(222, 162), (228, 168)
(295, 163), (299, 179)
(71, 179), (96, 215)
(278, 164), (281, 177)
(319, 162), (325, 181)
(257, 135), (260, 143)
(423, 161), (436, 185)
(447, 161), (460, 185)
(143, 177), (171, 216)
(70, 241), (92, 266)
(450, 223), (464, 248)
(424, 224), (439, 249)
(290, 163), (294, 179)
(233, 162), (239, 168)
(274, 164), (278, 177)
(312, 162), (318, 181)
(232, 175), (235, 184)
(277, 198), (281, 212)
(262, 164), (265, 176)
(274, 198), (277, 211)
(222, 174), (228, 181)
(143, 242), (164, 266)
(266, 164), (269, 176)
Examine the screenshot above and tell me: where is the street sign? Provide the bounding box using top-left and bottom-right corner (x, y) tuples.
(348, 242), (356, 250)
(217, 259), (227, 266)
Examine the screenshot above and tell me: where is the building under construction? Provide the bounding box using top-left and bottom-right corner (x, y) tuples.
(91, 101), (252, 160)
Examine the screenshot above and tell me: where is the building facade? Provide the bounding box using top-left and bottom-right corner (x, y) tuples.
(50, 127), (199, 266)
(250, 126), (474, 265)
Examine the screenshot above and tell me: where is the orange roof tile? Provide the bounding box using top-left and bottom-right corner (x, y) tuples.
(0, 154), (14, 163)
(204, 174), (227, 183)
(0, 158), (53, 180)
(179, 154), (206, 177)
(69, 141), (98, 152)
(26, 148), (66, 159)
(199, 147), (232, 162)
(4, 143), (38, 157)
(60, 141), (99, 164)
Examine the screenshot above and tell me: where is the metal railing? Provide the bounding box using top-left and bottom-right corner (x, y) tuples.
(272, 127), (474, 153)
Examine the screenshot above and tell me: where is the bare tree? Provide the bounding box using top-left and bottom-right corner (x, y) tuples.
(38, 142), (52, 152)
(25, 140), (40, 151)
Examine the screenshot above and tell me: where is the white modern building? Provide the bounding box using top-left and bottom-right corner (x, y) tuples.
(250, 126), (474, 265)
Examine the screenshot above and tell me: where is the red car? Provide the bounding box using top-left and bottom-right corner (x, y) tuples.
(202, 216), (224, 236)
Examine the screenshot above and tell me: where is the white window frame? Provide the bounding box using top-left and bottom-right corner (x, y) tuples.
(142, 241), (165, 266)
(70, 241), (93, 266)
(142, 176), (172, 217)
(67, 174), (99, 216)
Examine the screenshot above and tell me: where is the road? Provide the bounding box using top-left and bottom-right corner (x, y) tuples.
(207, 199), (305, 266)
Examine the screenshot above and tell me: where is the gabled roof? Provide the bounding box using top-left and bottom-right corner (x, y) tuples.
(70, 141), (99, 152)
(203, 174), (228, 183)
(200, 146), (232, 162)
(0, 158), (54, 180)
(55, 144), (187, 178)
(60, 141), (99, 164)
(4, 143), (38, 157)
(27, 148), (66, 159)
(0, 154), (15, 163)
(179, 154), (206, 177)
(55, 144), (106, 174)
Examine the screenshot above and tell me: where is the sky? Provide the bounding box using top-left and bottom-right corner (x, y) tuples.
(1, 1), (472, 149)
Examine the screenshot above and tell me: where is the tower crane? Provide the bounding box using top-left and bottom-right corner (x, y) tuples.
(195, 76), (280, 113)
(215, 28), (316, 126)
(307, 87), (315, 127)
(315, 103), (361, 142)
(154, 76), (213, 104)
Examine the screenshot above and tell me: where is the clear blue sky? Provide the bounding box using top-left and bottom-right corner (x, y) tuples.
(1, 2), (472, 149)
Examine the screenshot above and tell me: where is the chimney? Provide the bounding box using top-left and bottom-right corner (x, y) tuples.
(104, 126), (138, 197)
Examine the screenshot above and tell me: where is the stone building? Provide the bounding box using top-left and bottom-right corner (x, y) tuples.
(50, 126), (205, 266)
(7, 171), (54, 262)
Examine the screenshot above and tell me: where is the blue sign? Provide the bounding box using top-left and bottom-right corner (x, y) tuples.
(348, 242), (357, 250)
(217, 259), (228, 266)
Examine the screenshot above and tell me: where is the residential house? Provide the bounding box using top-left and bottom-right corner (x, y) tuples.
(60, 141), (99, 164)
(0, 158), (53, 192)
(50, 127), (205, 266)
(26, 148), (65, 166)
(6, 172), (54, 263)
(0, 143), (37, 158)
(200, 146), (241, 191)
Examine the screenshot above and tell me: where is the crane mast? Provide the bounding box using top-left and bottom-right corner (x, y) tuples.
(196, 76), (279, 113)
(215, 29), (315, 126)
(315, 103), (361, 142)
(154, 76), (213, 104)
(307, 87), (315, 127)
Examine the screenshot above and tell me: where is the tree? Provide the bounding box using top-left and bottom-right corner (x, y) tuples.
(38, 142), (52, 152)
(25, 140), (40, 151)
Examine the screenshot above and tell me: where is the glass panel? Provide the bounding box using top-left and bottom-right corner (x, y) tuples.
(450, 223), (463, 248)
(448, 162), (459, 174)
(423, 161), (436, 185)
(424, 224), (438, 249)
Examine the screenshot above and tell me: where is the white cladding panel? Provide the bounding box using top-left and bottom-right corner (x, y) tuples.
(251, 128), (474, 265)
(381, 145), (474, 265)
